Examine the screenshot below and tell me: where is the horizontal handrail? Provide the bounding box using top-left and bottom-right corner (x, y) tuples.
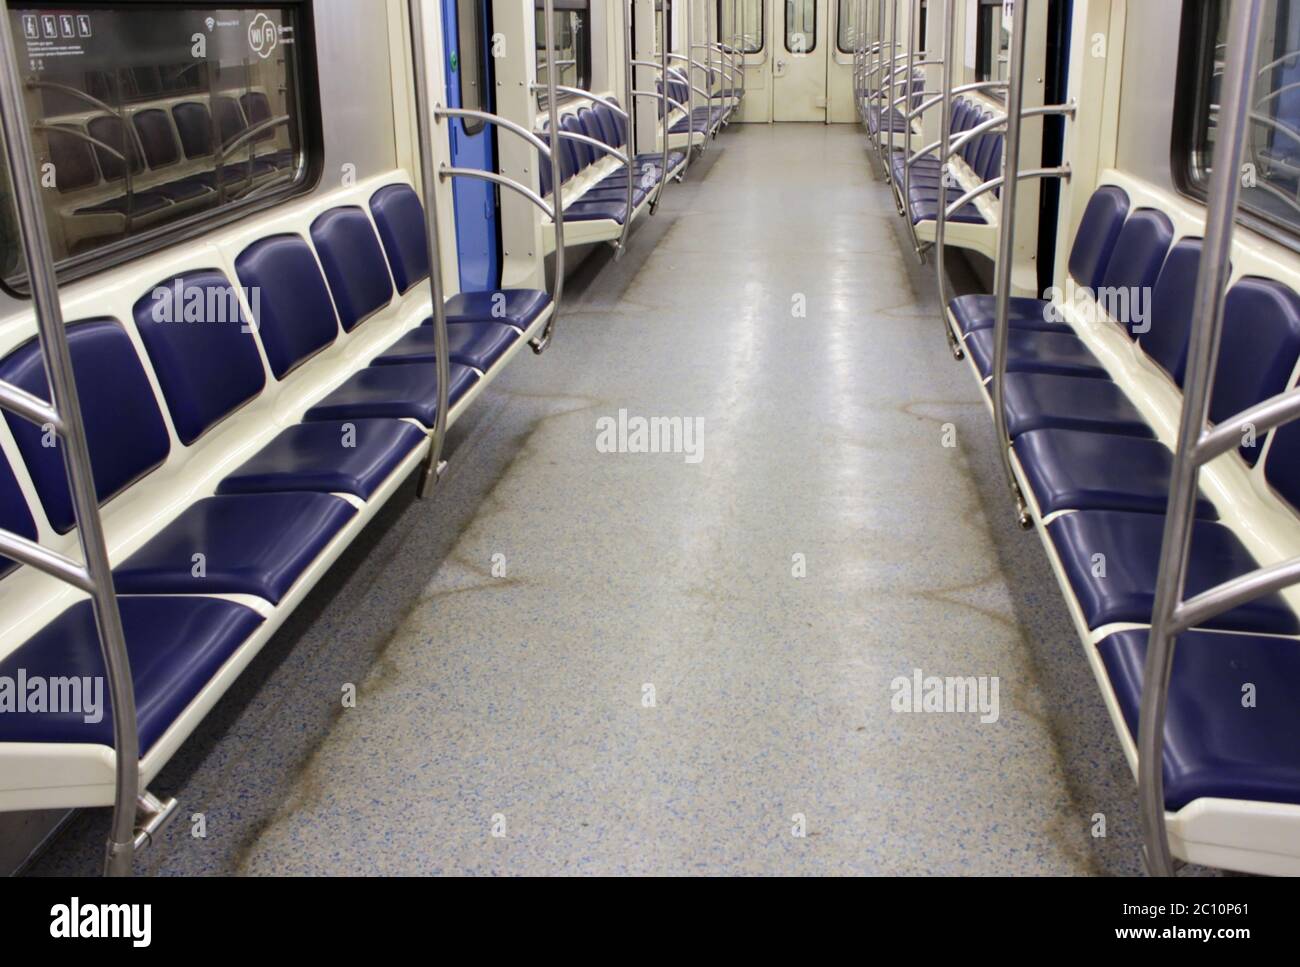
(1172, 556), (1300, 634)
(434, 106), (553, 159)
(554, 128), (631, 167)
(0, 529), (94, 591)
(943, 165), (1070, 218)
(0, 378), (62, 428)
(1197, 386), (1300, 462)
(439, 164), (555, 220)
(528, 84), (631, 120)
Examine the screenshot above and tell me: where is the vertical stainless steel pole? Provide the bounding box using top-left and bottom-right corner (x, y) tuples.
(409, 0), (453, 496)
(0, 2), (140, 877)
(1138, 0), (1263, 879)
(935, 0), (960, 358)
(902, 0), (917, 209)
(685, 0), (695, 175)
(534, 0), (566, 351)
(990, 0), (1029, 525)
(886, 0), (898, 167)
(617, 0), (635, 255)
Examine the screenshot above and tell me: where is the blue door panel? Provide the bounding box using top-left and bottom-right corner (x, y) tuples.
(443, 0), (499, 293)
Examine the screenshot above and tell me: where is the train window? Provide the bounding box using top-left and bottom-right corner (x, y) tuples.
(535, 0), (590, 106)
(836, 0), (858, 54)
(786, 0), (816, 54)
(456, 0), (488, 135)
(974, 0), (1008, 97)
(720, 0), (763, 54)
(1177, 0), (1300, 243)
(2, 3), (313, 292)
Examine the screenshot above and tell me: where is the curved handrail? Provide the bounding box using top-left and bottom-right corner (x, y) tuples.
(528, 83), (631, 120)
(440, 164), (555, 220)
(0, 530), (95, 590)
(941, 165), (1070, 218)
(434, 106), (553, 160)
(215, 114), (291, 203)
(553, 128), (631, 167)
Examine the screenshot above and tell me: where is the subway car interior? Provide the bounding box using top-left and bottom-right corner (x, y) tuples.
(0, 0), (1296, 882)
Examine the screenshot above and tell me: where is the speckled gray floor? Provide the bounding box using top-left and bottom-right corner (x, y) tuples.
(28, 123), (1163, 876)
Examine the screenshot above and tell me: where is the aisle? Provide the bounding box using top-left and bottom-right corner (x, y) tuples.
(31, 124), (1144, 875)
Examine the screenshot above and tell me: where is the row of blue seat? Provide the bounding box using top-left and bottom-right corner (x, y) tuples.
(891, 97), (1004, 226)
(863, 71), (925, 138)
(660, 76), (734, 136)
(539, 97), (686, 224)
(0, 180), (551, 755)
(948, 184), (1300, 810)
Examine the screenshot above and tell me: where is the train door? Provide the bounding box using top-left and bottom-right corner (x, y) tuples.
(772, 0), (828, 120)
(443, 0), (500, 292)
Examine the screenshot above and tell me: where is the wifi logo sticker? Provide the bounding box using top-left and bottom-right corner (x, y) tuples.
(248, 12), (278, 59)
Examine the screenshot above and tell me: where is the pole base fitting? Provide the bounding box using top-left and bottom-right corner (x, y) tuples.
(417, 457), (447, 499)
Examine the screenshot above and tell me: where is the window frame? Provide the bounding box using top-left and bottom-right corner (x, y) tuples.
(1, 0), (323, 297)
(535, 0), (592, 107)
(835, 0), (856, 54)
(785, 0), (817, 55)
(1172, 0), (1300, 254)
(456, 0), (490, 136)
(719, 0), (764, 55)
(973, 0), (1007, 102)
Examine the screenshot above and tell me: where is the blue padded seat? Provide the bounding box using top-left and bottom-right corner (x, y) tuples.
(949, 294), (1062, 335)
(1014, 430), (1217, 519)
(217, 420), (426, 501)
(1135, 238), (1205, 386)
(303, 362), (479, 429)
(234, 235), (340, 379)
(369, 184), (430, 293)
(1048, 510), (1298, 634)
(964, 329), (1106, 380)
(0, 319), (171, 534)
(1070, 186), (1131, 290)
(563, 198), (631, 223)
(441, 289), (551, 331)
(1098, 628), (1300, 809)
(949, 186), (1135, 337)
(1207, 278), (1300, 466)
(1096, 208), (1175, 337)
(1002, 373), (1155, 439)
(0, 452), (37, 579)
(908, 196), (985, 225)
(0, 597), (263, 753)
(132, 271), (267, 445)
(114, 493), (356, 604)
(375, 322), (519, 371)
(311, 206), (396, 331)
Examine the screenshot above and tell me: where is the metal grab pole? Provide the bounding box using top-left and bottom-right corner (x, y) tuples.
(885, 0), (898, 170)
(935, 0), (961, 358)
(1138, 0), (1264, 879)
(901, 0), (917, 214)
(990, 0), (1030, 526)
(0, 4), (140, 877)
(408, 0), (452, 498)
(618, 0), (635, 257)
(685, 0), (694, 175)
(653, 0), (671, 208)
(533, 0), (566, 352)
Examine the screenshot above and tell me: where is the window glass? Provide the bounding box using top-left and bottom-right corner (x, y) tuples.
(3, 4), (312, 288)
(786, 0), (816, 54)
(535, 0), (590, 106)
(1183, 0), (1300, 241)
(974, 0), (1008, 96)
(836, 0), (858, 54)
(456, 0), (488, 134)
(720, 0), (763, 55)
